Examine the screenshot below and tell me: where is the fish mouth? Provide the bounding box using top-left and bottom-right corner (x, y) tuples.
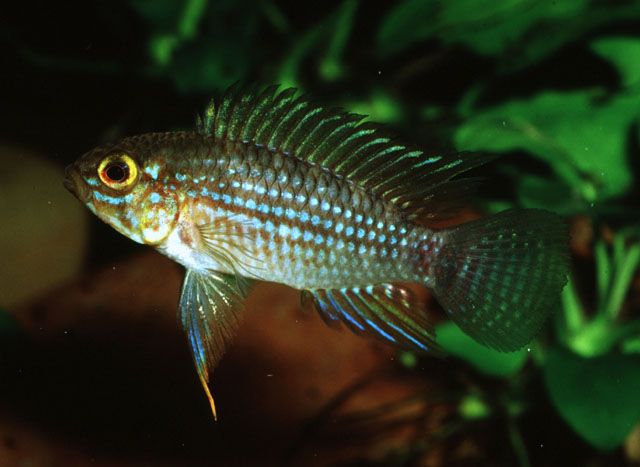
(63, 165), (91, 203)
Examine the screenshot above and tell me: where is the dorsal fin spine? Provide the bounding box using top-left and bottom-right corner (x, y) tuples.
(202, 99), (216, 135)
(255, 88), (296, 145)
(376, 152), (424, 194)
(308, 119), (347, 162)
(240, 86), (277, 142)
(226, 87), (247, 140)
(298, 114), (344, 162)
(346, 139), (394, 179)
(322, 123), (365, 167)
(214, 84), (241, 140)
(281, 106), (324, 150)
(270, 100), (311, 150)
(228, 90), (257, 141)
(332, 127), (378, 172)
(364, 146), (408, 179)
(307, 118), (360, 166)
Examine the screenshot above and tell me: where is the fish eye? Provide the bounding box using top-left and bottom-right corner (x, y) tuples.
(98, 154), (138, 190)
(105, 162), (127, 182)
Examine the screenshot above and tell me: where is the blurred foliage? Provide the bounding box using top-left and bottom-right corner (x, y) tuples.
(130, 0), (260, 91)
(592, 37), (640, 88)
(458, 393), (491, 420)
(378, 0), (640, 73)
(557, 234), (640, 358)
(455, 89), (640, 210)
(380, 0), (587, 61)
(543, 348), (640, 450)
(436, 321), (528, 377)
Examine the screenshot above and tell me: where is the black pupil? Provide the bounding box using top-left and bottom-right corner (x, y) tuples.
(105, 163), (128, 182)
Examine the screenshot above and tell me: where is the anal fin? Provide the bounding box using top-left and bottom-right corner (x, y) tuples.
(306, 284), (440, 354)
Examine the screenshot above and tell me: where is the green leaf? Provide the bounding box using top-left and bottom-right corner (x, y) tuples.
(455, 90), (640, 206)
(379, 0), (588, 56)
(378, 1), (640, 71)
(592, 37), (640, 88)
(380, 0), (569, 54)
(436, 321), (528, 377)
(543, 348), (640, 450)
(516, 174), (582, 214)
(377, 0), (437, 55)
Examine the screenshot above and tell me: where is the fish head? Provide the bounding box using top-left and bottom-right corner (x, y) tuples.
(65, 134), (181, 246)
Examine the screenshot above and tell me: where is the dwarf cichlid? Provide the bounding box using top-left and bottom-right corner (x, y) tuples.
(64, 85), (569, 418)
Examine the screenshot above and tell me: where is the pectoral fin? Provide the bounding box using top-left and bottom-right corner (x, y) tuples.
(179, 269), (249, 419)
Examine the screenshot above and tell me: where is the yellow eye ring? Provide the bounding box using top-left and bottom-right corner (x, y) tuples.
(98, 154), (139, 190)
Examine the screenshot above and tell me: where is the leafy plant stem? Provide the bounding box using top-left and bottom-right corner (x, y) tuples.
(319, 0), (359, 81)
(616, 320), (640, 344)
(507, 417), (531, 467)
(259, 0), (291, 35)
(457, 82), (484, 118)
(179, 0), (208, 39)
(558, 279), (585, 345)
(529, 342), (546, 366)
(278, 24), (324, 88)
(603, 242), (640, 320)
(567, 315), (615, 357)
(595, 240), (611, 310)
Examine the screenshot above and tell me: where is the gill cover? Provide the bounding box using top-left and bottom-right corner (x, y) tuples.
(139, 187), (179, 244)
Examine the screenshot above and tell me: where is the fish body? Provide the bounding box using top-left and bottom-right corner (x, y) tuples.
(141, 136), (429, 290)
(65, 85), (569, 418)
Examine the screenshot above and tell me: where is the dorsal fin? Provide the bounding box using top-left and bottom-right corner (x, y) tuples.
(199, 85), (494, 221)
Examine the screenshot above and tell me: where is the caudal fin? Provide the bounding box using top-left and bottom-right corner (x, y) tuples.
(429, 209), (569, 351)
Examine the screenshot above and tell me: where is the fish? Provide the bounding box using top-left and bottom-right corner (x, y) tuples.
(64, 84), (569, 418)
